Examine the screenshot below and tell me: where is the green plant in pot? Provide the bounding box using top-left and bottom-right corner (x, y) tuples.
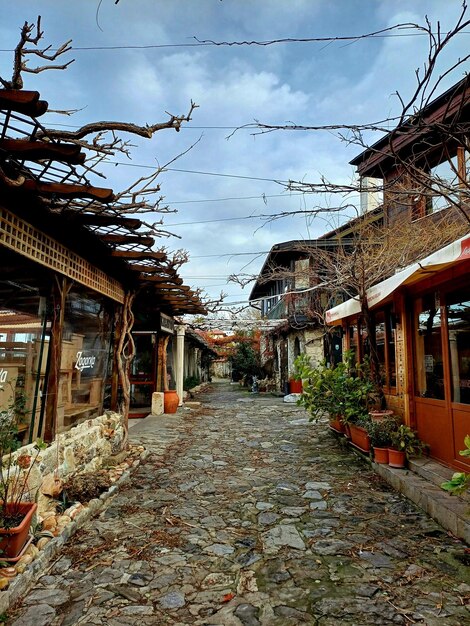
(294, 354), (349, 426)
(0, 392), (46, 559)
(295, 351), (379, 440)
(367, 417), (399, 464)
(389, 424), (427, 468)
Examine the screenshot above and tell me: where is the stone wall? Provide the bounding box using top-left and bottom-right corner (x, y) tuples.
(8, 412), (125, 515)
(304, 329), (325, 367)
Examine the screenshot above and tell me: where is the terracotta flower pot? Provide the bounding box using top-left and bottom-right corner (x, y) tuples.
(163, 390), (179, 414)
(388, 448), (406, 468)
(0, 502), (37, 559)
(373, 447), (389, 464)
(369, 410), (394, 422)
(289, 379), (303, 394)
(349, 424), (371, 453)
(329, 417), (346, 434)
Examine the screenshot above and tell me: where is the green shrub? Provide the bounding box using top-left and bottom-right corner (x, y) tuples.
(294, 350), (379, 423)
(183, 375), (200, 391)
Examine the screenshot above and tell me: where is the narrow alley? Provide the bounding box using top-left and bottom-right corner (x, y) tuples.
(8, 383), (470, 626)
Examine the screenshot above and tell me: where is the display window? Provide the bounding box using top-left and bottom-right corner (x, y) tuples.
(446, 287), (470, 405)
(60, 288), (113, 429)
(0, 307), (49, 441)
(414, 292), (445, 400)
(374, 309), (397, 392)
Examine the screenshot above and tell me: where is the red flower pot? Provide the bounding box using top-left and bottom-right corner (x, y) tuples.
(289, 380), (303, 394)
(349, 424), (371, 453)
(373, 447), (389, 464)
(369, 410), (394, 422)
(388, 448), (406, 468)
(164, 390), (179, 414)
(0, 502), (37, 558)
(329, 417), (346, 434)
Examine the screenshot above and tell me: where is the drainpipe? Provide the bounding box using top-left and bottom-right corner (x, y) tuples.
(175, 324), (186, 406)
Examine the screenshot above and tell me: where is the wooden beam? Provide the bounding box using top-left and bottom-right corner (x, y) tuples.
(128, 264), (165, 274)
(111, 250), (167, 262)
(100, 234), (154, 247)
(21, 179), (114, 202)
(140, 275), (183, 284)
(153, 284), (192, 291)
(65, 213), (142, 230)
(137, 274), (184, 285)
(0, 139), (85, 165)
(0, 90), (48, 117)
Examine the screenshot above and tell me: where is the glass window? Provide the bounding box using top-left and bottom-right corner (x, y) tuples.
(61, 289), (113, 429)
(429, 155), (459, 213)
(446, 288), (470, 404)
(349, 324), (358, 362)
(386, 310), (397, 388)
(0, 308), (49, 440)
(131, 334), (155, 382)
(373, 309), (397, 391)
(414, 293), (444, 400)
(375, 311), (386, 387)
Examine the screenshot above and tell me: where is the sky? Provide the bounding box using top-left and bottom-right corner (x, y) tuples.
(1, 1), (469, 312)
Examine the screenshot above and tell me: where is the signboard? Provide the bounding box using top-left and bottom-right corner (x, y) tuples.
(160, 313), (175, 334)
(75, 351), (97, 373)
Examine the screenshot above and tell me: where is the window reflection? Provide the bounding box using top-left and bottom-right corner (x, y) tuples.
(447, 290), (470, 404)
(414, 293), (444, 400)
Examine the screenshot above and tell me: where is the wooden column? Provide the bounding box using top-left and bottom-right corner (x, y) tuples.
(43, 276), (71, 442)
(116, 291), (136, 448)
(175, 325), (186, 406)
(156, 334), (169, 392)
(110, 305), (122, 412)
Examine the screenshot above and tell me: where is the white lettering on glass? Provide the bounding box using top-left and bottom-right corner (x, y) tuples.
(75, 351), (96, 372)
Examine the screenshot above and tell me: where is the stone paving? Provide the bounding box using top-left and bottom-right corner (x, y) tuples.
(7, 382), (470, 625)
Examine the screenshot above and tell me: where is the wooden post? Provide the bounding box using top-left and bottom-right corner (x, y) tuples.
(156, 334), (167, 392)
(116, 291), (136, 448)
(43, 276), (70, 443)
(110, 305), (122, 412)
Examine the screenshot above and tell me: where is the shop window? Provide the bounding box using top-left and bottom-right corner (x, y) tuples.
(349, 324), (358, 362)
(61, 289), (113, 428)
(414, 293), (445, 400)
(374, 309), (396, 391)
(446, 288), (470, 404)
(0, 308), (49, 440)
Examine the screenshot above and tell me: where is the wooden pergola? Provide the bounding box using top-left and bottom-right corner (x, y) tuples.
(0, 88), (205, 441)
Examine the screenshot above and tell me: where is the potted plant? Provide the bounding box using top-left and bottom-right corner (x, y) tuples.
(367, 417), (399, 464)
(0, 394), (46, 559)
(294, 354), (347, 431)
(348, 415), (373, 453)
(295, 351), (380, 445)
(389, 424), (427, 468)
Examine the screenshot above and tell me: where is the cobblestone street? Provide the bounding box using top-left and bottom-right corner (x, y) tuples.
(8, 383), (470, 625)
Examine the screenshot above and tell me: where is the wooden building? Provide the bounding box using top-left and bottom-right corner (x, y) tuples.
(326, 78), (470, 472)
(0, 89), (205, 441)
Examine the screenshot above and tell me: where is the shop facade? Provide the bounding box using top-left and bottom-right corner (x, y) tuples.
(0, 88), (205, 442)
(326, 235), (470, 472)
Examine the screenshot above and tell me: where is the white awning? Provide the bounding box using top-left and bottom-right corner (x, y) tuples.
(325, 233), (470, 324)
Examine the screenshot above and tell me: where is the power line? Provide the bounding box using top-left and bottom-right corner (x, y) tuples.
(167, 193), (303, 205)
(111, 161), (288, 184)
(167, 215), (262, 226)
(1, 29), (467, 54)
(191, 251), (269, 258)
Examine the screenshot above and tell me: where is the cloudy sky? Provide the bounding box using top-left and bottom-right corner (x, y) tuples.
(1, 1), (469, 310)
